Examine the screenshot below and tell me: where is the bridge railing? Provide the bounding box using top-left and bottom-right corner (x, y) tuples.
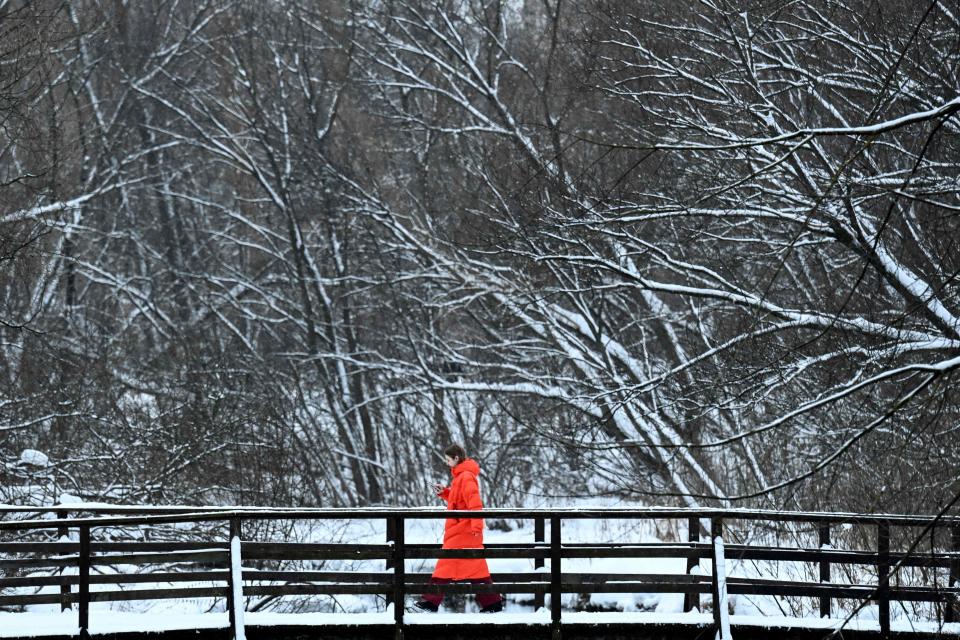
(1, 507), (959, 639)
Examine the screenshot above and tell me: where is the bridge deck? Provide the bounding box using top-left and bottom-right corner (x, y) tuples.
(1, 611), (958, 639)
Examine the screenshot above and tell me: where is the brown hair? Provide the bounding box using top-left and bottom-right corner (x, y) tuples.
(444, 443), (467, 463)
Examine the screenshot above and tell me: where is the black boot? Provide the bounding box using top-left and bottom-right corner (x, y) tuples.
(480, 600), (503, 613)
(413, 600), (439, 612)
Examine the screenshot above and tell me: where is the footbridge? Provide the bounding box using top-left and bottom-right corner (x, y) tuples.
(1, 506), (958, 639)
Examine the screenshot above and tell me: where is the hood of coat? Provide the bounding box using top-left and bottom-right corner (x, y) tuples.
(451, 458), (480, 478)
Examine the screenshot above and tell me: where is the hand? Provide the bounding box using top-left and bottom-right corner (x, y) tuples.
(433, 483), (445, 495)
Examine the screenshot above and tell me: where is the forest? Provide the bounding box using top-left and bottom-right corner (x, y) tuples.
(2, 0), (959, 517)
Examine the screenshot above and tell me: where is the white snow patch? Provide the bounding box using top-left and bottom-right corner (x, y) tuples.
(19, 450), (49, 467)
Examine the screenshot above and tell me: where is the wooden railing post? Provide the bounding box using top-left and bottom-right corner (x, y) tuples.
(78, 524), (90, 638)
(385, 516), (396, 608)
(393, 515), (405, 640)
(946, 525), (960, 623)
(56, 511), (71, 612)
(819, 521), (831, 618)
(710, 517), (730, 640)
(551, 516), (562, 640)
(227, 518), (246, 640)
(684, 516), (700, 612)
(534, 516), (545, 611)
(877, 522), (890, 636)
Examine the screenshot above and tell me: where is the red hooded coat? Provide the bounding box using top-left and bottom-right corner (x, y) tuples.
(432, 458), (491, 580)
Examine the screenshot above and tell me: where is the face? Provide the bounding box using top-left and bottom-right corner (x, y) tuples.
(444, 454), (459, 468)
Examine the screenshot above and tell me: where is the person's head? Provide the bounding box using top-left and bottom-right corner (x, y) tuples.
(443, 443), (467, 468)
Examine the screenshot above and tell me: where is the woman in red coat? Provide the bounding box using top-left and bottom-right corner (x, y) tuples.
(413, 444), (503, 613)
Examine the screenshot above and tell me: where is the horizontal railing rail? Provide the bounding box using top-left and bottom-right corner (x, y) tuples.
(3, 505), (960, 526)
(1, 507), (958, 640)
